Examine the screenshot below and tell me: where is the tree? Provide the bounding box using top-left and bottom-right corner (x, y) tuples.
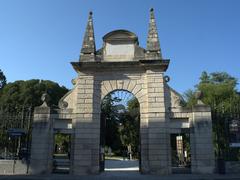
(54, 133), (70, 154)
(0, 79), (68, 157)
(101, 94), (140, 157)
(0, 69), (6, 90)
(119, 97), (140, 158)
(0, 79), (68, 108)
(198, 71), (238, 108)
(119, 112), (139, 158)
(184, 71), (240, 160)
(199, 71), (210, 83)
(101, 94), (122, 153)
(183, 89), (197, 108)
(184, 71), (239, 108)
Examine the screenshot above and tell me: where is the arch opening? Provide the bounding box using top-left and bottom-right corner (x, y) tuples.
(100, 89), (141, 172)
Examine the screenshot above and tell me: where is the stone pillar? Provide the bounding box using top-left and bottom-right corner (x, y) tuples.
(72, 74), (101, 175)
(191, 104), (215, 173)
(146, 70), (170, 175)
(29, 103), (53, 174)
(140, 75), (149, 173)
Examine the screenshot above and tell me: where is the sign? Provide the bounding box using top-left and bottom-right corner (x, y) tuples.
(229, 119), (240, 147)
(7, 128), (26, 137)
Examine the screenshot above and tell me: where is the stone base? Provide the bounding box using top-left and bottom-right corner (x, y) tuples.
(226, 161), (240, 174)
(191, 166), (215, 174)
(0, 160), (28, 175)
(72, 165), (100, 175)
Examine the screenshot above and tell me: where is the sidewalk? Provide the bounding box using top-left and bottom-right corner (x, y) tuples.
(1, 159), (239, 180)
(0, 173), (240, 180)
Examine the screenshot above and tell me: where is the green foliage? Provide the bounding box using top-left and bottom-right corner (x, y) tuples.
(101, 93), (140, 158)
(0, 79), (68, 108)
(0, 69), (6, 90)
(183, 89), (197, 108)
(199, 71), (210, 83)
(101, 94), (122, 153)
(198, 71), (238, 108)
(119, 111), (139, 158)
(54, 133), (70, 154)
(0, 79), (68, 156)
(127, 97), (139, 112)
(119, 97), (140, 158)
(184, 71), (240, 160)
(184, 71), (239, 108)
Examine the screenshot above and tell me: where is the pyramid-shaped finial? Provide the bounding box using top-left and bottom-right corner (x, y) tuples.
(80, 11), (96, 61)
(146, 8), (162, 59)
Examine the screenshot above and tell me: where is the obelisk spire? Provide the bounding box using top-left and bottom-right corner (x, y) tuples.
(146, 8), (162, 59)
(80, 11), (96, 61)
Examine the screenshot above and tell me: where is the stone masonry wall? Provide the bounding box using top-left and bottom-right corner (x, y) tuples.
(145, 70), (170, 174)
(30, 68), (215, 175)
(191, 106), (215, 173)
(72, 74), (101, 175)
(29, 106), (53, 174)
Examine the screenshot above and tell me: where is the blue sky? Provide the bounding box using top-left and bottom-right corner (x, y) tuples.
(0, 0), (239, 94)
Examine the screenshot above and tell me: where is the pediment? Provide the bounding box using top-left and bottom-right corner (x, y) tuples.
(103, 29), (138, 43)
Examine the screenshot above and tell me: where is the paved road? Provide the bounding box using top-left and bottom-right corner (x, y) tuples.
(0, 159), (240, 180)
(105, 158), (139, 171)
(1, 174), (240, 180)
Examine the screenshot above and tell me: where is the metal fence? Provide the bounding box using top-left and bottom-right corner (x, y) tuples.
(0, 106), (33, 160)
(0, 102), (239, 173)
(212, 102), (240, 173)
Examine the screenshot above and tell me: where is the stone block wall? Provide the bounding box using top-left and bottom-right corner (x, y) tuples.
(146, 70), (170, 174)
(29, 106), (53, 174)
(225, 161), (240, 174)
(72, 74), (101, 175)
(30, 68), (216, 175)
(191, 105), (215, 174)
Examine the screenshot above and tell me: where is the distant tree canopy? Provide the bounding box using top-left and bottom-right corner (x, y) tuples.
(0, 69), (7, 90)
(0, 79), (68, 108)
(101, 93), (140, 157)
(101, 94), (122, 153)
(184, 71), (240, 109)
(119, 97), (140, 157)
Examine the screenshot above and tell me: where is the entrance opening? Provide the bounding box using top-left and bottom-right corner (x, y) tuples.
(52, 132), (71, 174)
(100, 90), (140, 172)
(171, 133), (191, 174)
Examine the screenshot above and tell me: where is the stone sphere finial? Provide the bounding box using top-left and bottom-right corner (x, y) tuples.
(195, 90), (203, 100)
(195, 90), (204, 105)
(41, 93), (50, 107)
(89, 11), (93, 15)
(71, 78), (77, 85)
(150, 8), (154, 12)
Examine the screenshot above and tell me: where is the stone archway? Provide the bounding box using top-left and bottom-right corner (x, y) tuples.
(30, 9), (215, 175)
(59, 57), (183, 174)
(99, 80), (148, 173)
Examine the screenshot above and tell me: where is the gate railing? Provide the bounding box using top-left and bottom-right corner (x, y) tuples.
(0, 106), (33, 161)
(212, 102), (240, 173)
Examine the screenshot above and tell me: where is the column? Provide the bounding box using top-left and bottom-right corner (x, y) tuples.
(191, 104), (215, 173)
(146, 70), (170, 175)
(72, 74), (101, 175)
(29, 103), (53, 174)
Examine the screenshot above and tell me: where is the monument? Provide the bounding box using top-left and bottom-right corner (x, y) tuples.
(30, 9), (215, 175)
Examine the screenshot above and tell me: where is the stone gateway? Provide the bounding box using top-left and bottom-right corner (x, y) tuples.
(30, 9), (215, 175)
